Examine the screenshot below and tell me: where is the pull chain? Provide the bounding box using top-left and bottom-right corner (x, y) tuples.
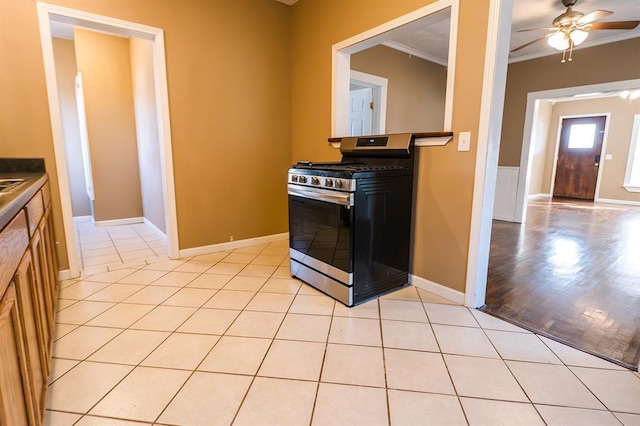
(568, 39), (574, 62)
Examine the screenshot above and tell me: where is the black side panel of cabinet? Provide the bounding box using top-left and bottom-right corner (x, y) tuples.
(352, 176), (412, 304)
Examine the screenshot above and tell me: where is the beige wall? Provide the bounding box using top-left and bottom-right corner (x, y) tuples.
(0, 0), (70, 268)
(74, 29), (143, 222)
(291, 0), (493, 293)
(52, 37), (92, 217)
(0, 0), (291, 269)
(351, 45), (447, 133)
(130, 38), (165, 233)
(528, 100), (553, 196)
(3, 0), (498, 293)
(500, 38), (640, 167)
(540, 97), (640, 203)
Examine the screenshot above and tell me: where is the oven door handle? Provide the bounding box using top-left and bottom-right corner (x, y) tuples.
(288, 185), (354, 207)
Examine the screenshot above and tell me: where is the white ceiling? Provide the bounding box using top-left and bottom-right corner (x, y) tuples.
(509, 0), (640, 62)
(52, 1), (639, 65)
(274, 0), (640, 65)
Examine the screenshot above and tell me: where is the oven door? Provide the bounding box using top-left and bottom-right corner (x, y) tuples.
(288, 184), (353, 286)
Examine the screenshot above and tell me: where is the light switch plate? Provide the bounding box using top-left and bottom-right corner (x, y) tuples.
(605, 154), (613, 160)
(458, 132), (471, 152)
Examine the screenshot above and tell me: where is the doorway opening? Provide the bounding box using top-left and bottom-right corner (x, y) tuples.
(37, 3), (179, 278)
(486, 81), (640, 369)
(511, 79), (640, 223)
(349, 70), (388, 136)
(332, 0), (458, 137)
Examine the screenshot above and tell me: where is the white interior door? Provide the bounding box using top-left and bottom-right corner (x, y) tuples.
(349, 87), (373, 136)
(75, 72), (95, 201)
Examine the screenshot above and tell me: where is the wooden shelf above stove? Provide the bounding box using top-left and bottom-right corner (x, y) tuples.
(328, 132), (454, 149)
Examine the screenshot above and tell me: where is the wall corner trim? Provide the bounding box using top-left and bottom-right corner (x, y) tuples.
(143, 218), (167, 241)
(179, 233), (289, 258)
(409, 274), (465, 305)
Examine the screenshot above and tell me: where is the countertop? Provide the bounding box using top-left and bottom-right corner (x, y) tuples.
(0, 159), (48, 231)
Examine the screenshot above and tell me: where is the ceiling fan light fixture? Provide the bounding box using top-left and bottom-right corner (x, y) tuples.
(569, 29), (588, 46)
(548, 31), (570, 50)
(620, 90), (631, 99)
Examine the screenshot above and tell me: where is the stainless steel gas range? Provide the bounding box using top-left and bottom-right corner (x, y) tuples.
(287, 133), (416, 306)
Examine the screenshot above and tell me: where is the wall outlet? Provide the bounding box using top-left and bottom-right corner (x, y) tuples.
(229, 236), (234, 242)
(458, 132), (471, 152)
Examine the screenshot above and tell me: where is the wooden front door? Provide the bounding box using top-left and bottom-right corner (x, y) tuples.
(553, 116), (606, 200)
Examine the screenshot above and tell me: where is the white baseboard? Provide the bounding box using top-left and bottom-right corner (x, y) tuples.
(409, 274), (465, 305)
(180, 232), (289, 258)
(528, 193), (551, 200)
(73, 215), (93, 223)
(58, 269), (80, 280)
(143, 217), (167, 242)
(594, 197), (640, 207)
(493, 214), (515, 222)
(94, 217), (144, 227)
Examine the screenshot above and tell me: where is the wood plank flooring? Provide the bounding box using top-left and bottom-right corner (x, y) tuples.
(482, 198), (640, 370)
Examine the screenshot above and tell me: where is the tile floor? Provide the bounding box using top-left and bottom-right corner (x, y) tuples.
(74, 218), (168, 274)
(46, 226), (640, 425)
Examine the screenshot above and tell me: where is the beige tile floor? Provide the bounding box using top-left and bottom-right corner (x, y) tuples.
(74, 218), (169, 275)
(46, 227), (640, 425)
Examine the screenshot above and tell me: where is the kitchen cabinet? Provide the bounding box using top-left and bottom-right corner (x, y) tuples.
(0, 283), (38, 426)
(0, 179), (58, 425)
(13, 250), (46, 424)
(25, 192), (54, 356)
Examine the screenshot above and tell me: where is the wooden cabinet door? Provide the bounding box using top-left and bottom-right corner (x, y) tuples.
(41, 208), (59, 312)
(14, 251), (47, 421)
(28, 229), (53, 359)
(553, 116), (606, 200)
(0, 283), (37, 426)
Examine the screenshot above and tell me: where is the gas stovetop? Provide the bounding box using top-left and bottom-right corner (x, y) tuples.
(288, 134), (416, 187)
(293, 161), (407, 172)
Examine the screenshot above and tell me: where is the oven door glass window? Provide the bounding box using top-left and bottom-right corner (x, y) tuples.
(289, 195), (352, 274)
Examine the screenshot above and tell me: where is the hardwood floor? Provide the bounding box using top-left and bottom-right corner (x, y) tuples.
(482, 198), (640, 370)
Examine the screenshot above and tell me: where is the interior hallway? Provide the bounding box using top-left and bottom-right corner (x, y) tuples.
(483, 198), (640, 371)
(46, 229), (640, 424)
(73, 218), (168, 274)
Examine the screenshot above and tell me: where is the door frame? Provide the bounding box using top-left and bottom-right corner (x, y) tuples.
(74, 72), (95, 202)
(349, 70), (388, 135)
(36, 2), (179, 278)
(549, 114), (610, 201)
(514, 79), (640, 223)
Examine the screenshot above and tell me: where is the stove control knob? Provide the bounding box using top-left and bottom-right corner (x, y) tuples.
(334, 180), (343, 189)
(291, 175), (298, 182)
(325, 178), (333, 187)
(311, 177), (320, 185)
(299, 176), (307, 183)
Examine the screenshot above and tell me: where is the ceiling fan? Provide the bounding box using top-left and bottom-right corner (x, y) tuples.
(512, 0), (640, 62)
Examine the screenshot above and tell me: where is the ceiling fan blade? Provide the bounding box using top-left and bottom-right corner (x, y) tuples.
(588, 21), (640, 30)
(511, 34), (550, 52)
(578, 10), (613, 25)
(517, 27), (554, 32)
